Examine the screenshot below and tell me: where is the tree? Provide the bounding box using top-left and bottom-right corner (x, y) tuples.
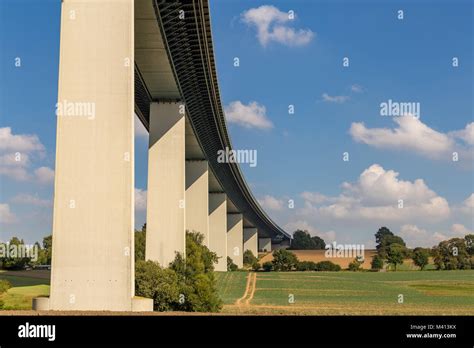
(290, 230), (325, 250)
(348, 257), (363, 271)
(135, 260), (180, 311)
(386, 243), (406, 271)
(465, 234), (474, 256)
(227, 257), (238, 271)
(243, 250), (258, 267)
(371, 255), (384, 270)
(433, 238), (470, 270)
(170, 231), (222, 312)
(0, 237), (31, 270)
(412, 247), (430, 270)
(135, 231), (222, 312)
(135, 226), (146, 261)
(272, 249), (298, 271)
(375, 227), (406, 258)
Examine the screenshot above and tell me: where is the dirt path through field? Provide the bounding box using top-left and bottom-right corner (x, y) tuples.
(244, 273), (257, 305)
(236, 272), (257, 306)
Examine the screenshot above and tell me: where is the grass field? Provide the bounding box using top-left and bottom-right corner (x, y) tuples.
(2, 269), (473, 315)
(215, 270), (474, 315)
(0, 271), (50, 310)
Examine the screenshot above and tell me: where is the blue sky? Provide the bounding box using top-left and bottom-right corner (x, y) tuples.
(0, 0), (472, 248)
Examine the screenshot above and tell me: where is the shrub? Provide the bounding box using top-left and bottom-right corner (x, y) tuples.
(227, 257), (238, 271)
(135, 231), (222, 312)
(296, 261), (317, 271)
(315, 261), (341, 272)
(243, 250), (258, 267)
(135, 260), (180, 311)
(371, 255), (384, 270)
(251, 261), (260, 271)
(0, 280), (11, 293)
(262, 261), (273, 272)
(272, 249), (298, 271)
(348, 258), (363, 271)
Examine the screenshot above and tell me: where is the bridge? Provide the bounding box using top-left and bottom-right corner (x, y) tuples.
(33, 0), (290, 311)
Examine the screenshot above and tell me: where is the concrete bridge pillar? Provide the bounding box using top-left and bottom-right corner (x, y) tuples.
(208, 193), (227, 271)
(259, 238), (272, 252)
(45, 0), (152, 311)
(186, 161), (209, 244)
(146, 102), (185, 267)
(243, 228), (258, 257)
(227, 213), (243, 268)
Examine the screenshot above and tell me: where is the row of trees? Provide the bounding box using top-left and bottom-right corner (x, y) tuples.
(241, 248), (341, 272)
(369, 227), (474, 271)
(289, 230), (325, 250)
(0, 235), (52, 270)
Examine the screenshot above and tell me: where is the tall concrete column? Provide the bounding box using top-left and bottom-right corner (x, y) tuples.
(259, 238), (272, 252)
(209, 193), (227, 271)
(243, 228), (258, 257)
(47, 0), (139, 311)
(186, 161), (209, 244)
(227, 213), (243, 268)
(146, 102), (185, 267)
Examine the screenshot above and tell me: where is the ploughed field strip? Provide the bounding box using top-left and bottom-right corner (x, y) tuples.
(216, 270), (474, 315)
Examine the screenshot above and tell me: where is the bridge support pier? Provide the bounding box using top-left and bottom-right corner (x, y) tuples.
(208, 193), (227, 271)
(259, 238), (272, 253)
(41, 0), (153, 311)
(227, 213), (243, 268)
(186, 161), (209, 244)
(146, 102), (185, 267)
(244, 228), (258, 257)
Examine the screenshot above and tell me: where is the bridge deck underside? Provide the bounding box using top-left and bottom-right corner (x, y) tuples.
(133, 0), (289, 241)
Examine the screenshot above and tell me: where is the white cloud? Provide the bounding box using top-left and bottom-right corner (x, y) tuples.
(351, 84), (364, 93)
(300, 191), (328, 204)
(0, 203), (16, 224)
(225, 101), (273, 130)
(242, 5), (314, 47)
(400, 223), (472, 248)
(301, 164), (450, 222)
(450, 223), (473, 235)
(258, 195), (284, 211)
(0, 127), (51, 182)
(450, 122), (474, 145)
(34, 167), (54, 184)
(11, 193), (51, 207)
(0, 153), (31, 181)
(459, 193), (474, 215)
(350, 118), (473, 160)
(135, 188), (147, 211)
(322, 93), (349, 104)
(0, 127), (45, 153)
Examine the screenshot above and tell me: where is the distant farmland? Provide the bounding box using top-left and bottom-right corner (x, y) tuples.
(258, 249), (435, 270)
(215, 270), (474, 315)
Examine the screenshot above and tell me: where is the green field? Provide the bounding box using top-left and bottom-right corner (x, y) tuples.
(1, 270), (473, 314)
(0, 272), (50, 310)
(216, 270), (474, 315)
